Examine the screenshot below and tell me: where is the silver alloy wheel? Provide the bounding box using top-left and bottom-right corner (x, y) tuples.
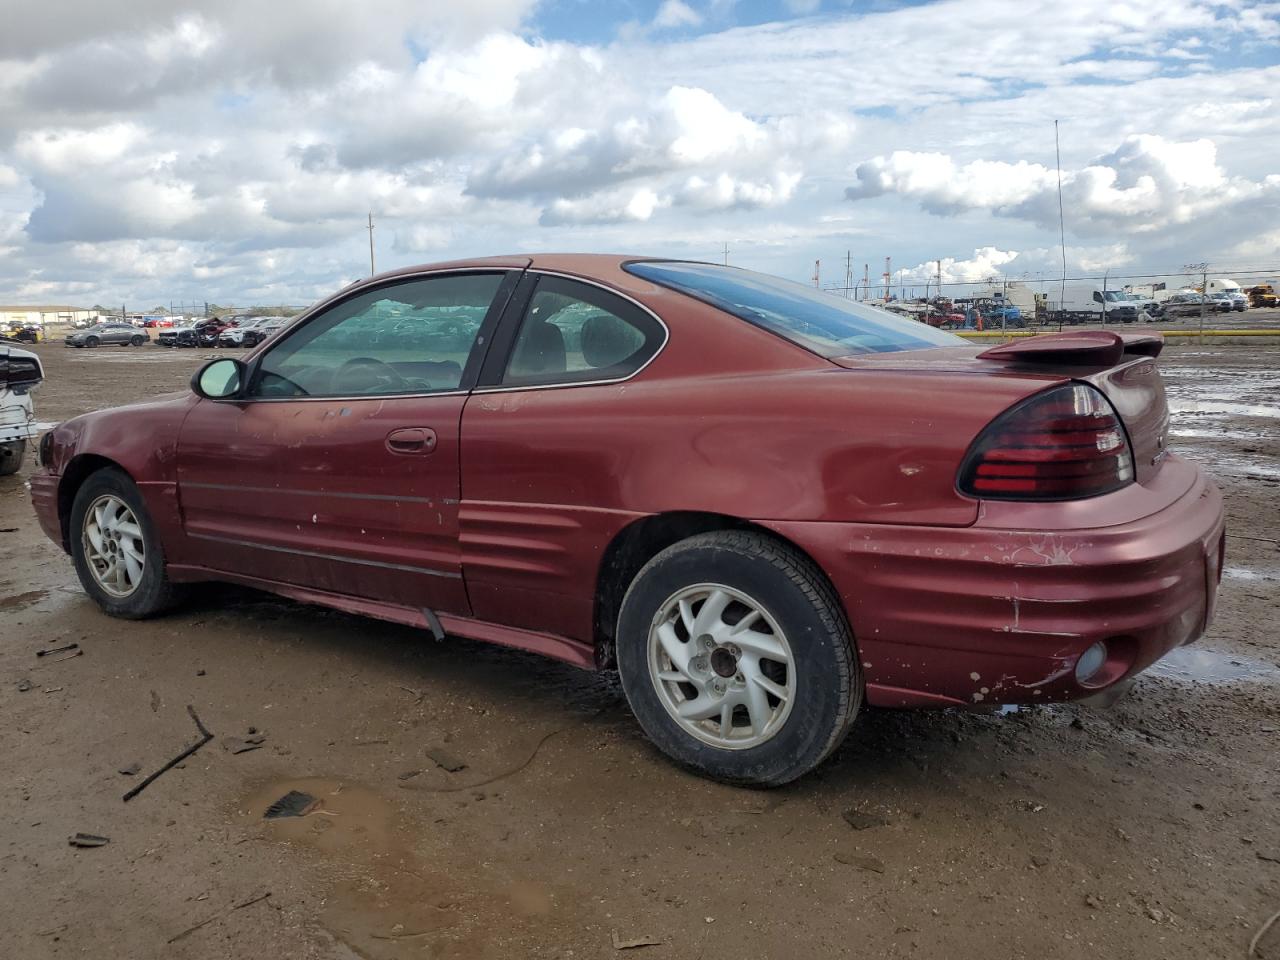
(647, 583), (796, 750)
(82, 494), (146, 598)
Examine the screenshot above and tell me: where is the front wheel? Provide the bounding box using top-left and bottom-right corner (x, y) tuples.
(616, 531), (860, 787)
(85, 336), (99, 348)
(130, 335), (144, 346)
(70, 468), (185, 618)
(0, 440), (25, 476)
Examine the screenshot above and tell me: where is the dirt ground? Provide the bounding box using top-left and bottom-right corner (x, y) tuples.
(2, 340), (1277, 960)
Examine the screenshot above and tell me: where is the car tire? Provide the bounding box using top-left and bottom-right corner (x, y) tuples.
(70, 467), (185, 619)
(0, 439), (25, 476)
(615, 530), (861, 787)
(130, 335), (144, 346)
(85, 336), (99, 348)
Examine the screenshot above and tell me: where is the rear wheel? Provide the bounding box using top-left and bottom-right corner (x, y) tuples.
(0, 440), (25, 476)
(130, 335), (144, 346)
(616, 531), (860, 787)
(70, 468), (184, 618)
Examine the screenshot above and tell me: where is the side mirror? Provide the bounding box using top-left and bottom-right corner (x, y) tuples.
(191, 358), (245, 399)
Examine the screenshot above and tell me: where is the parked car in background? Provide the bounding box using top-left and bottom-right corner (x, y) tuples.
(158, 318), (230, 347)
(142, 316), (178, 328)
(1222, 291), (1248, 312)
(1162, 294), (1217, 320)
(64, 323), (149, 348)
(1204, 293), (1235, 313)
(240, 317), (288, 347)
(30, 255), (1224, 786)
(0, 342), (43, 475)
(217, 317), (268, 347)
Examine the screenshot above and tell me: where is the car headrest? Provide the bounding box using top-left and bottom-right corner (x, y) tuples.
(580, 314), (640, 369)
(511, 321), (566, 375)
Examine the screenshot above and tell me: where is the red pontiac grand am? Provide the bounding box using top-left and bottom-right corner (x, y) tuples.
(31, 255), (1224, 785)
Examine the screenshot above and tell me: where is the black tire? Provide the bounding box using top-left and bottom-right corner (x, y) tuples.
(85, 336), (99, 348)
(615, 531), (860, 787)
(130, 335), (144, 346)
(69, 467), (185, 618)
(0, 440), (24, 476)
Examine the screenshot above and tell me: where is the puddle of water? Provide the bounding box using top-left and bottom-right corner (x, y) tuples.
(239, 777), (394, 854)
(1170, 426), (1266, 442)
(1148, 646), (1280, 685)
(1168, 401), (1280, 419)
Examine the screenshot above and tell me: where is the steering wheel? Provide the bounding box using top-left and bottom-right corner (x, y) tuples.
(329, 356), (409, 394)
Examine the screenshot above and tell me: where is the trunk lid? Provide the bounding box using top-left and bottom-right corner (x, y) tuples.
(831, 331), (1171, 486)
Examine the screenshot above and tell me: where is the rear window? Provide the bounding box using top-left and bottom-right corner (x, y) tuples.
(625, 260), (965, 357)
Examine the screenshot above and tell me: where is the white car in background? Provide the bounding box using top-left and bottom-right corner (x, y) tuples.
(217, 317), (269, 347)
(0, 342), (44, 476)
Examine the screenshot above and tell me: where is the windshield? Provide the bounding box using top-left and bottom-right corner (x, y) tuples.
(625, 261), (964, 357)
(1103, 291), (1129, 302)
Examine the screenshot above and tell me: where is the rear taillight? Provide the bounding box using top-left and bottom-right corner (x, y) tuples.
(958, 383), (1134, 500)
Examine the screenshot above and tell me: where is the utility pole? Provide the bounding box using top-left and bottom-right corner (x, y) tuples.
(722, 242), (730, 265)
(937, 260), (943, 303)
(882, 257), (891, 301)
(1102, 269), (1110, 327)
(862, 263), (869, 301)
(1184, 262), (1209, 345)
(1055, 120), (1068, 333)
(812, 260), (820, 288)
(367, 212), (376, 277)
(844, 250), (853, 299)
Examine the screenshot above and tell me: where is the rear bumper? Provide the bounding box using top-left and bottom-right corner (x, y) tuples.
(767, 457), (1225, 708)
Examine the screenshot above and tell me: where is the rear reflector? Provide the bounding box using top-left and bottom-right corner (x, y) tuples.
(959, 383), (1135, 500)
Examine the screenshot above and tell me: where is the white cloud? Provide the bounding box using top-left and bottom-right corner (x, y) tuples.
(654, 1), (703, 30)
(0, 0), (1276, 305)
(845, 134), (1280, 237)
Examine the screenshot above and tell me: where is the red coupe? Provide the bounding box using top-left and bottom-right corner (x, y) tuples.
(30, 255), (1224, 785)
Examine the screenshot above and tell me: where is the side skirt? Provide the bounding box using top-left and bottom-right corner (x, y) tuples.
(166, 564), (597, 669)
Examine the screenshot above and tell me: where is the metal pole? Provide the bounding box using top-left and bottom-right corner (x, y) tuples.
(1102, 269), (1109, 328)
(1201, 267), (1207, 345)
(367, 212), (376, 276)
(723, 242), (729, 265)
(1055, 120), (1068, 333)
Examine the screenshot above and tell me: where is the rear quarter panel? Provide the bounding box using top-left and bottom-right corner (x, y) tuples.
(460, 327), (1053, 643)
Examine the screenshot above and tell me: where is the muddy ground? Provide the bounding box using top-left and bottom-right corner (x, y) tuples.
(1, 341), (1277, 960)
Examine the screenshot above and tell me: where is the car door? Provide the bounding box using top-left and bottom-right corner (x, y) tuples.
(459, 272), (668, 640)
(176, 269), (521, 614)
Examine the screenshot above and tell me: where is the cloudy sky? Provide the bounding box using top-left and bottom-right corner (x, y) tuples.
(1, 0), (1278, 307)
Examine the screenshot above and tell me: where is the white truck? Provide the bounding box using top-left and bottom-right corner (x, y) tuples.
(1044, 282), (1139, 324)
(0, 343), (45, 476)
(1205, 278), (1242, 295)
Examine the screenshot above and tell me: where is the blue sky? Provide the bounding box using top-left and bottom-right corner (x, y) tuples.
(0, 0), (1277, 305)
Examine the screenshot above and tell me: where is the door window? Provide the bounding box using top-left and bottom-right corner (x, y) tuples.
(501, 275), (663, 387)
(248, 273), (503, 398)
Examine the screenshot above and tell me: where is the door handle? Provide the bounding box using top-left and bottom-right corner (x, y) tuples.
(385, 427), (437, 455)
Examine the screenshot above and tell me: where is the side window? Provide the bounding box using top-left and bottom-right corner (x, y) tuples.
(501, 276), (663, 387)
(248, 273), (503, 398)
(1092, 291), (1103, 303)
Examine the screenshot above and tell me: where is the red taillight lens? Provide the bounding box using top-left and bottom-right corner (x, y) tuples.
(959, 383), (1134, 500)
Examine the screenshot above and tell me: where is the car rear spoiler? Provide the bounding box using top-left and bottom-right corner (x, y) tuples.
(976, 330), (1163, 366)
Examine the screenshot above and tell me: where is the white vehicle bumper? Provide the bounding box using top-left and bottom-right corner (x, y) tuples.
(0, 395), (38, 444)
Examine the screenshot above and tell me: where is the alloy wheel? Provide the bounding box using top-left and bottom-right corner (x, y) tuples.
(647, 583), (796, 750)
(82, 494), (146, 597)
